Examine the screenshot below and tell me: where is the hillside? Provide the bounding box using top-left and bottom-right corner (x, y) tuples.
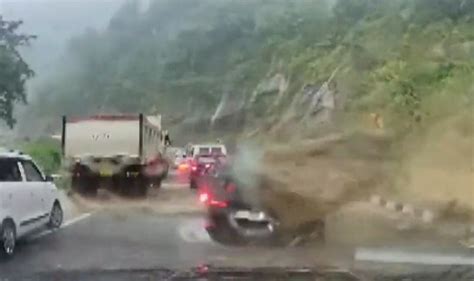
(23, 0), (474, 209)
(25, 0), (473, 136)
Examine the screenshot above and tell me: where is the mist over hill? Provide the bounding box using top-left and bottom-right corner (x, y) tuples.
(6, 0), (473, 140)
(1, 0), (124, 135)
(1, 0), (123, 79)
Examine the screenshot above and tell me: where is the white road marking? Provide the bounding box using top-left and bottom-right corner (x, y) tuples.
(355, 247), (474, 265)
(62, 213), (92, 228)
(178, 219), (211, 243)
(29, 213), (92, 240)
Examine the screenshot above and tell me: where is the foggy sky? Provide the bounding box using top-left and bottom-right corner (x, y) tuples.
(0, 0), (124, 77)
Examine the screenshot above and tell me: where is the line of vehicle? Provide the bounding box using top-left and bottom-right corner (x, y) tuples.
(29, 213), (92, 240)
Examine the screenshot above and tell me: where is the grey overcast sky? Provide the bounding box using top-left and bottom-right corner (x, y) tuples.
(1, 0), (124, 76)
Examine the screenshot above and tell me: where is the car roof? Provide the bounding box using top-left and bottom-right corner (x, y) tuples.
(193, 144), (225, 148)
(0, 149), (33, 161)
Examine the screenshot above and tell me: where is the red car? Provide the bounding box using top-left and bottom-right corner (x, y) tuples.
(189, 154), (225, 189)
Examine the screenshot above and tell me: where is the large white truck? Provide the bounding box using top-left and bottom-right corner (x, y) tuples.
(61, 114), (169, 197)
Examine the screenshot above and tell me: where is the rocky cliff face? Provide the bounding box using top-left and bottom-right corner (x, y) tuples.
(184, 68), (340, 142)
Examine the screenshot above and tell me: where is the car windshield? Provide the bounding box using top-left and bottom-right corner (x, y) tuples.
(1, 0), (473, 279)
(210, 147), (223, 154)
(198, 147), (211, 155)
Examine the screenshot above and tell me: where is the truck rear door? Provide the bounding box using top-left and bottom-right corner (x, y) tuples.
(64, 116), (141, 159)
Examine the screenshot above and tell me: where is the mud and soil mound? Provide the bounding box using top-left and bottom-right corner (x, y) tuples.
(249, 132), (394, 230)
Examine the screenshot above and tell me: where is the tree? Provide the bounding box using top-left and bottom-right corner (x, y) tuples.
(0, 16), (35, 128)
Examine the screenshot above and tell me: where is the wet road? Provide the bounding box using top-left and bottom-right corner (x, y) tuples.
(1, 211), (213, 274)
(1, 171), (472, 280)
(0, 204), (340, 280)
(0, 172), (327, 279)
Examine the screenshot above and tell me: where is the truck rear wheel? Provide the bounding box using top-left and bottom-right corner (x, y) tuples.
(119, 166), (148, 198)
(72, 176), (98, 197)
(129, 175), (147, 197)
(71, 176), (84, 194)
(71, 164), (98, 197)
(147, 176), (162, 189)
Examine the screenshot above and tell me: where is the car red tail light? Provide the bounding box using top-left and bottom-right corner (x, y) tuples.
(198, 190), (227, 208)
(209, 200), (228, 208)
(199, 192), (209, 203)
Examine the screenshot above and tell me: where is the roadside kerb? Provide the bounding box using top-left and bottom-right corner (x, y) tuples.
(369, 195), (436, 223)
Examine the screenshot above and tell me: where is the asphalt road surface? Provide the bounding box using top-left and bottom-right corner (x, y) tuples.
(1, 171), (473, 280)
(0, 172), (328, 279)
(0, 204), (337, 280)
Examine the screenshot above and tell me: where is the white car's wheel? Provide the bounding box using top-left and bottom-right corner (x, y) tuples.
(48, 202), (63, 229)
(1, 220), (16, 258)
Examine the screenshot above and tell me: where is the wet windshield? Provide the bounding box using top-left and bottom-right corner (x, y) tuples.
(198, 147), (211, 155)
(0, 0), (473, 280)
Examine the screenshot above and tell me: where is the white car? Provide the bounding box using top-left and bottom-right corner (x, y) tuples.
(187, 144), (227, 158)
(0, 151), (63, 258)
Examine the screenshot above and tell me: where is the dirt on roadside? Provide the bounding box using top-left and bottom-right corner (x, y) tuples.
(255, 114), (473, 233)
(394, 115), (474, 218)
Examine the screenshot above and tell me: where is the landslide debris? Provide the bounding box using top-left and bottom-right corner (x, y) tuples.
(235, 132), (393, 231)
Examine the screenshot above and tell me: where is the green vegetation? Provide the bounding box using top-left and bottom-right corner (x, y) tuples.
(0, 16), (35, 128)
(29, 0), (473, 135)
(21, 140), (61, 174)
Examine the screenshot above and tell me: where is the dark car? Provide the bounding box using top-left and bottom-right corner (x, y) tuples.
(196, 163), (326, 246)
(195, 165), (280, 245)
